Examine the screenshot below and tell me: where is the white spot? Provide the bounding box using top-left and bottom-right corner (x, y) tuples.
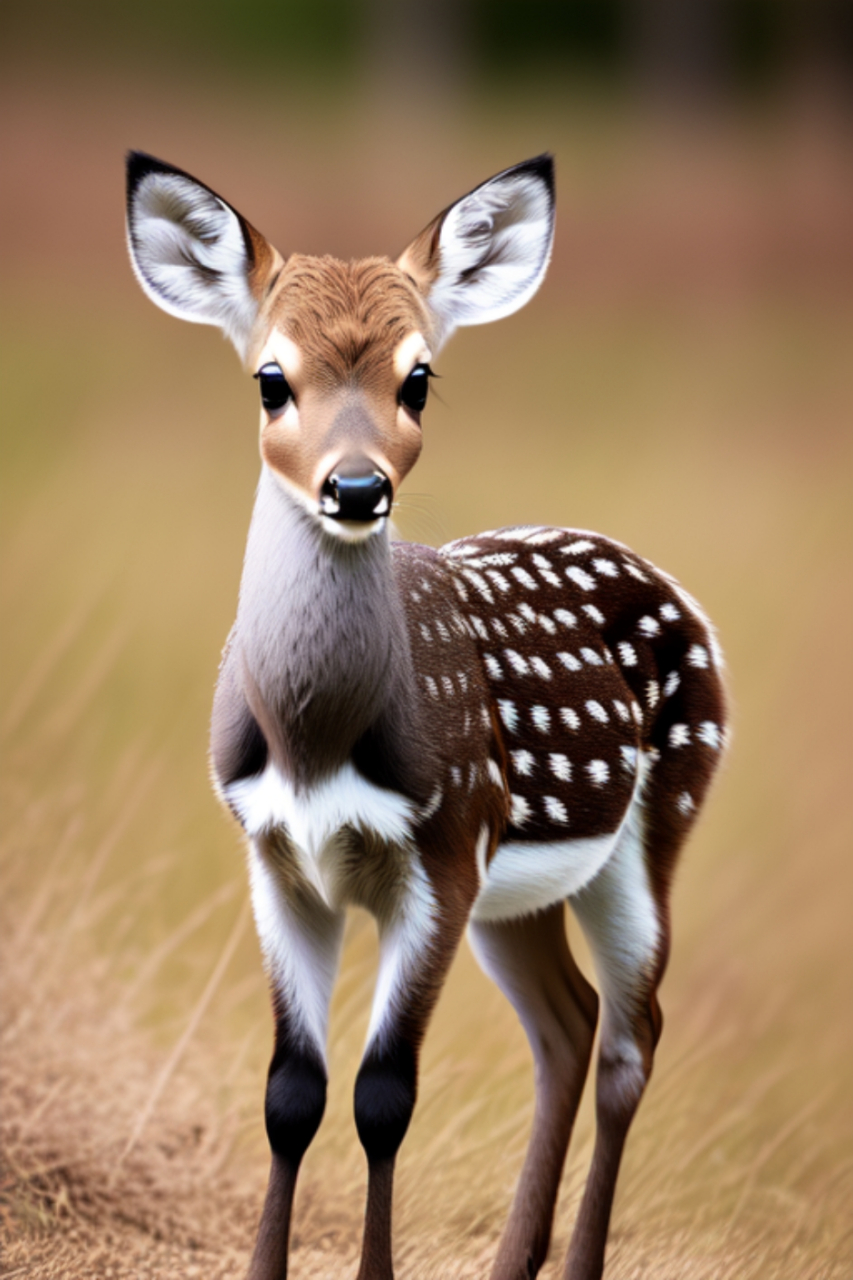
(424, 675), (439, 700)
(470, 616), (490, 641)
(518, 602), (538, 622)
(566, 566), (596, 591)
(481, 704), (491, 730)
(487, 758), (504, 787)
(660, 602), (680, 621)
(677, 791), (695, 815)
(688, 644), (709, 669)
(663, 671), (680, 698)
(593, 558), (619, 577)
(462, 569), (495, 602)
(582, 603), (606, 625)
(510, 794), (531, 826)
(445, 542), (478, 559)
(587, 759), (610, 785)
(620, 745), (638, 772)
(562, 539), (596, 555)
(544, 796), (569, 824)
(467, 761), (479, 791)
(560, 707), (581, 731)
(462, 710), (472, 735)
(486, 569), (511, 593)
(623, 560), (649, 582)
(450, 765), (463, 787)
(586, 699), (609, 723)
(549, 752), (572, 781)
(581, 648), (603, 666)
(525, 528), (565, 545)
(505, 649), (531, 676)
(531, 553), (554, 570)
(491, 617), (509, 639)
(531, 656), (552, 679)
(531, 705), (551, 733)
(631, 700), (643, 725)
(421, 785), (443, 820)
(441, 675), (455, 697)
(554, 608), (577, 629)
(410, 590), (421, 603)
(478, 552), (518, 567)
(638, 615), (660, 636)
(435, 619), (451, 643)
(511, 749), (535, 776)
(617, 642), (637, 667)
(669, 723), (690, 747)
(537, 613), (557, 634)
(508, 614), (527, 635)
(697, 721), (722, 749)
(613, 699), (631, 722)
(557, 651), (582, 672)
(498, 700), (518, 732)
(456, 670), (469, 692)
(511, 566), (539, 590)
(539, 567), (563, 587)
(419, 623), (432, 643)
(484, 654), (503, 680)
(420, 578), (433, 594)
(453, 578), (469, 602)
(646, 680), (660, 708)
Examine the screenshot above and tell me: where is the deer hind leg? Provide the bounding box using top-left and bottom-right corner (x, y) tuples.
(561, 803), (667, 1280)
(246, 841), (345, 1280)
(468, 904), (599, 1280)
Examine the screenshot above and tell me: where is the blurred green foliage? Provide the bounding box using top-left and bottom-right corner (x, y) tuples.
(3, 0), (852, 91)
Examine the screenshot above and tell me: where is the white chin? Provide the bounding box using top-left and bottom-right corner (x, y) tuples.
(319, 514), (386, 543)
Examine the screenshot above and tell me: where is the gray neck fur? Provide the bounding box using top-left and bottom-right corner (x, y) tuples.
(235, 466), (417, 789)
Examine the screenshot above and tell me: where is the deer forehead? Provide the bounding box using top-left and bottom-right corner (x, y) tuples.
(256, 254), (432, 387)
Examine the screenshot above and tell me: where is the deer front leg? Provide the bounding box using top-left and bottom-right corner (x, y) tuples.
(353, 854), (475, 1280)
(246, 842), (345, 1280)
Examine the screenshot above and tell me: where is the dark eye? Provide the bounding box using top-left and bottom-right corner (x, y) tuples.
(399, 363), (432, 415)
(254, 362), (293, 413)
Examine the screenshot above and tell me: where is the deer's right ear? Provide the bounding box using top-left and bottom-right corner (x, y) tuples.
(397, 154), (555, 350)
(125, 152), (279, 362)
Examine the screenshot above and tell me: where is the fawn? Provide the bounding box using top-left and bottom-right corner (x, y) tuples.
(126, 151), (726, 1280)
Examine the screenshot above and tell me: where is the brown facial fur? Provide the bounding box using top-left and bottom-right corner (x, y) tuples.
(251, 255), (432, 501)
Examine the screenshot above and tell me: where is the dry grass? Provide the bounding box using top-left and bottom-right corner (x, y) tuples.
(2, 65), (853, 1279)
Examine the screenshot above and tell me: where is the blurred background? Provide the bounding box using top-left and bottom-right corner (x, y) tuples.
(2, 3), (852, 1278)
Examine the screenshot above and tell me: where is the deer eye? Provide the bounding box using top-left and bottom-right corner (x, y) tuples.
(254, 362), (293, 413)
(399, 363), (432, 415)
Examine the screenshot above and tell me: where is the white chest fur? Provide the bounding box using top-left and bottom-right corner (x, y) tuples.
(223, 761), (418, 909)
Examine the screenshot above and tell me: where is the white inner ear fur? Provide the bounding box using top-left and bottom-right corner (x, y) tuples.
(128, 171), (259, 360)
(428, 170), (554, 344)
(393, 331), (432, 380)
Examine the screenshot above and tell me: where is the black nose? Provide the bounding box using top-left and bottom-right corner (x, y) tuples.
(320, 469), (393, 522)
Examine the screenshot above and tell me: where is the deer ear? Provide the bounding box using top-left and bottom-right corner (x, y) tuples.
(397, 154), (555, 348)
(125, 152), (279, 361)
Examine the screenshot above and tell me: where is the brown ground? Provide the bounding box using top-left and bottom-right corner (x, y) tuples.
(2, 64), (852, 1279)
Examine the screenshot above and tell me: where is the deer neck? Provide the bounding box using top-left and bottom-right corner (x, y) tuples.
(235, 465), (418, 791)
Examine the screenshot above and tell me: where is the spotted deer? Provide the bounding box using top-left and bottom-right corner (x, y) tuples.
(126, 150), (726, 1280)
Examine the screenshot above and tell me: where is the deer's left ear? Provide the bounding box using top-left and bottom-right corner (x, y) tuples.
(126, 151), (280, 362)
(397, 154), (555, 348)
